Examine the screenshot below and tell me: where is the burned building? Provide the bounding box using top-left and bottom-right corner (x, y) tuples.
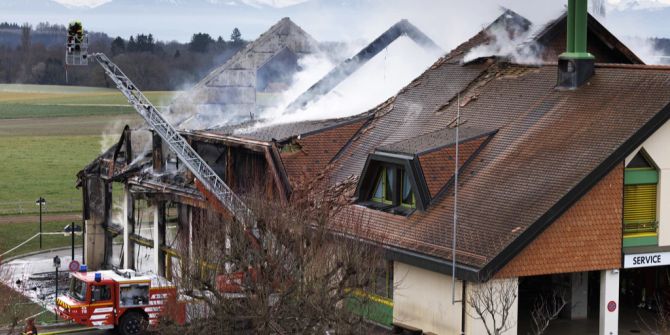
(170, 17), (321, 126)
(77, 16), (442, 274)
(77, 5), (670, 335)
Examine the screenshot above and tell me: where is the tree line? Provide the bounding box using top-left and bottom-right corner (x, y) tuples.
(0, 22), (248, 90)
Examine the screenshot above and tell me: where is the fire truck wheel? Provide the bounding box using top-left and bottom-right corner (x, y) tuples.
(118, 310), (148, 335)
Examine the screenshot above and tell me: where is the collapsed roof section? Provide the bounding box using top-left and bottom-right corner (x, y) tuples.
(283, 19), (444, 114)
(170, 17), (320, 126)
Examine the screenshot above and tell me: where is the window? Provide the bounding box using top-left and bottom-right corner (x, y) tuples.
(400, 170), (416, 208)
(371, 260), (394, 299)
(624, 151), (659, 247)
(119, 284), (150, 307)
(369, 165), (415, 210)
(69, 278), (87, 301)
(91, 285), (111, 302)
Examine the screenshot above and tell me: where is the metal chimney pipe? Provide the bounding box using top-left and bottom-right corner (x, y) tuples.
(574, 0), (590, 56)
(557, 0), (595, 89)
(566, 0), (576, 54)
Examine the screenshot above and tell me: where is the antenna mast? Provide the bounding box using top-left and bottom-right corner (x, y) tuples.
(451, 94), (460, 305)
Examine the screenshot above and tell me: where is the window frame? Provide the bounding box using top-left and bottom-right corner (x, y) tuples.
(368, 164), (416, 211)
(90, 284), (112, 303)
(356, 153), (429, 212)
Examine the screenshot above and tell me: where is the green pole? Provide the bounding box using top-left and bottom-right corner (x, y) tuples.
(566, 0), (576, 53)
(574, 0), (589, 55)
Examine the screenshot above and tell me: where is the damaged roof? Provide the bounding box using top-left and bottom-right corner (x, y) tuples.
(198, 113), (372, 143)
(444, 9), (642, 65)
(170, 17), (320, 121)
(326, 59), (670, 281)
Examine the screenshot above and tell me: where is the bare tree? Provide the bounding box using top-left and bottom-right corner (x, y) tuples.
(0, 263), (28, 335)
(156, 185), (387, 334)
(530, 288), (568, 335)
(639, 268), (670, 334)
(466, 278), (518, 335)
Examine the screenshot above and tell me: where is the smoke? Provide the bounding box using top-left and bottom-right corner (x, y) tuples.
(620, 36), (669, 64)
(99, 119), (125, 153)
(462, 19), (544, 65)
(247, 35), (442, 130)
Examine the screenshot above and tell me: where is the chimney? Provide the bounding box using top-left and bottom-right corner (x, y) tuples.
(557, 0), (595, 89)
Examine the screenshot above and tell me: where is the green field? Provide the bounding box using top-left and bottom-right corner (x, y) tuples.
(0, 135), (100, 207)
(0, 84), (177, 215)
(0, 84), (175, 119)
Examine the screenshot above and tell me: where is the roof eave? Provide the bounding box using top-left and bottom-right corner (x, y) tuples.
(478, 99), (670, 282)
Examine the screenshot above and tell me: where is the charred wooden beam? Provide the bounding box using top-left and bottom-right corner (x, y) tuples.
(152, 131), (164, 173)
(154, 201), (167, 276)
(185, 131), (271, 152)
(264, 146), (290, 204)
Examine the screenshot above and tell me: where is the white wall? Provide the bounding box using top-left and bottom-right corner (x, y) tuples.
(464, 278), (519, 335)
(626, 119), (670, 246)
(393, 262), (464, 334)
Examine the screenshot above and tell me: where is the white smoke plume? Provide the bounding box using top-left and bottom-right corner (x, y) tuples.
(99, 119), (126, 153)
(620, 36), (669, 64)
(463, 16), (545, 65)
(243, 35), (443, 131)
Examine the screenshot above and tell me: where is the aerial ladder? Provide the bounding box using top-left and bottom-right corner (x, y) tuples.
(65, 22), (258, 239)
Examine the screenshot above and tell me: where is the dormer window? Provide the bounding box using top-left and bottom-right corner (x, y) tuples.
(370, 166), (416, 209)
(356, 127), (495, 214)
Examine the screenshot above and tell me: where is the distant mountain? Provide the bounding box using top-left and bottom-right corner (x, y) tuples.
(0, 0), (62, 10)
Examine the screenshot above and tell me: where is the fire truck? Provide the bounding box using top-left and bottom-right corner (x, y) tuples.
(55, 267), (184, 335)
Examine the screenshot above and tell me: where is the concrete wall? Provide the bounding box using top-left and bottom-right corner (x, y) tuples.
(393, 262), (463, 334)
(464, 278), (519, 335)
(626, 119), (670, 246)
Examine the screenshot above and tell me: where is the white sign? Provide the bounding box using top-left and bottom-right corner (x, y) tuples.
(624, 251), (670, 268)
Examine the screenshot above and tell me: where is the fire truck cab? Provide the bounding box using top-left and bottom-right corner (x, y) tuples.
(55, 267), (183, 335)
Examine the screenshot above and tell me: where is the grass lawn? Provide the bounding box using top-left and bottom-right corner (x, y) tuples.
(0, 85), (176, 119)
(0, 135), (100, 212)
(0, 103), (134, 119)
(0, 220), (83, 259)
(0, 84), (176, 215)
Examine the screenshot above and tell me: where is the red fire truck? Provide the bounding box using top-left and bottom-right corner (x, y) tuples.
(55, 268), (184, 335)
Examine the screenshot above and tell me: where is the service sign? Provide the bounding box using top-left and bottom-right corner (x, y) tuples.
(624, 251), (670, 268)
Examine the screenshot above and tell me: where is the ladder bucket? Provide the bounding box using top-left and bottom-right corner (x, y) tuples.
(65, 21), (89, 66)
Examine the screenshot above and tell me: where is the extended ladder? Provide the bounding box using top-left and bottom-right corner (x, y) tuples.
(67, 46), (256, 237)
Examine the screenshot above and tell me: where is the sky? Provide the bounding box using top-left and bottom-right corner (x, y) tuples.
(1, 0), (669, 49)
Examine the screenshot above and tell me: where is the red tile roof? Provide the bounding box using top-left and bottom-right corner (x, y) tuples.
(418, 136), (489, 198)
(280, 118), (368, 187)
(325, 59), (670, 280)
(496, 164), (623, 278)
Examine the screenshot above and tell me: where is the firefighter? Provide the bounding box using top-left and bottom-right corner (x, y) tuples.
(22, 318), (38, 335)
(67, 21), (83, 52)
